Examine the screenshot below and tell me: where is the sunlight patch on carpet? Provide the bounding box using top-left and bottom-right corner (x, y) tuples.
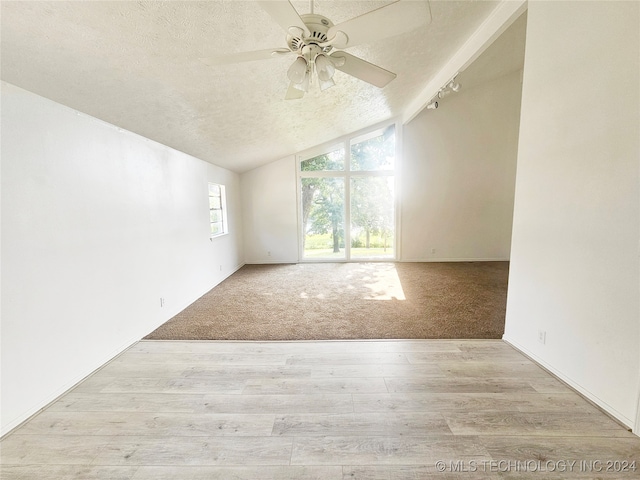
(359, 263), (406, 301)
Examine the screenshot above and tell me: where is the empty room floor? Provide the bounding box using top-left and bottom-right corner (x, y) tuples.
(1, 340), (639, 479)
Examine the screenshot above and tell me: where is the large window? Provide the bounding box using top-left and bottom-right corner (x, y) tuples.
(298, 124), (396, 261)
(208, 183), (228, 237)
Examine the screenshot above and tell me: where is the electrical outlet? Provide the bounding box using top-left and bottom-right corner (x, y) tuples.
(267, 251), (271, 256)
(160, 297), (165, 308)
(538, 329), (546, 344)
(431, 248), (436, 254)
(219, 265), (222, 271)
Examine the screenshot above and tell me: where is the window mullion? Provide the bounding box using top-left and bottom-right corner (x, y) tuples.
(344, 137), (351, 261)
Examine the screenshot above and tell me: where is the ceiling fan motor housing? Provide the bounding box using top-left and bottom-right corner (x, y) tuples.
(287, 14), (334, 53)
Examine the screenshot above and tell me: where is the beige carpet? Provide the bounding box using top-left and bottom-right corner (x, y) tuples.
(145, 262), (509, 341)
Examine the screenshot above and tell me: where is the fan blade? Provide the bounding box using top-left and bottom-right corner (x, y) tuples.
(258, 0), (310, 37)
(200, 48), (292, 66)
(285, 81), (305, 100)
(327, 0), (429, 49)
(330, 52), (396, 88)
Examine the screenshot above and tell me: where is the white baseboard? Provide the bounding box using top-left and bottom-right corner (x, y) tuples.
(503, 334), (636, 433)
(400, 257), (510, 262)
(246, 260), (298, 265)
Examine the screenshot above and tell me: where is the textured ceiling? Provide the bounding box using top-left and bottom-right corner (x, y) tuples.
(1, 0), (505, 172)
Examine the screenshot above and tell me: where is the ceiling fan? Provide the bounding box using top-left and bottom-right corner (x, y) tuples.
(201, 0), (431, 99)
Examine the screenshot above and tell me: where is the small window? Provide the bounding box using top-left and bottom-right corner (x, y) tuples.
(301, 145), (345, 171)
(209, 183), (228, 237)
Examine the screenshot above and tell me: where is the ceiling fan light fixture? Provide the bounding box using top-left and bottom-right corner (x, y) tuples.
(287, 56), (308, 84)
(293, 71), (310, 92)
(314, 53), (335, 82)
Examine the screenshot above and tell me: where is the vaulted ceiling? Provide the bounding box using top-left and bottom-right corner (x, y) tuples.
(1, 1), (523, 172)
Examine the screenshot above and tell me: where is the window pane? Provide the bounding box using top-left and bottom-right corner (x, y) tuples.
(301, 177), (345, 259)
(209, 196), (221, 209)
(208, 184), (220, 195)
(350, 176), (394, 259)
(211, 222), (223, 235)
(210, 209), (222, 223)
(350, 125), (395, 171)
(301, 147), (345, 171)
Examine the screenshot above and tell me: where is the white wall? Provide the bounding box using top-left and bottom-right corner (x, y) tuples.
(241, 156), (298, 264)
(504, 1), (639, 429)
(401, 69), (522, 261)
(1, 82), (244, 435)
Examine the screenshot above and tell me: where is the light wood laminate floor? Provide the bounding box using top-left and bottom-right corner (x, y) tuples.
(2, 340), (639, 479)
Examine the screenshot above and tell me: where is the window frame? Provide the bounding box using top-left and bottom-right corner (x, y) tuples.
(208, 182), (228, 238)
(296, 119), (401, 262)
